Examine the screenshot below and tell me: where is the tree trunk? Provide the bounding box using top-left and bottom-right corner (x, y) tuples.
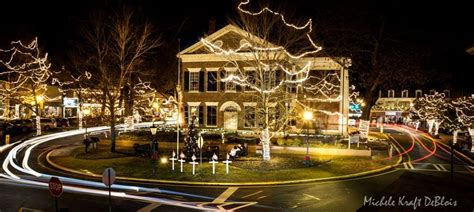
(261, 96), (271, 161)
(124, 85), (133, 117)
(32, 85), (41, 136)
(361, 102), (372, 121)
(110, 104), (116, 152)
(100, 89), (107, 124)
(361, 91), (377, 121)
(427, 119), (434, 135)
(261, 127), (271, 161)
(434, 121), (441, 136)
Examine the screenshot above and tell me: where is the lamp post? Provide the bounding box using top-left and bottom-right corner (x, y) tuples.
(150, 123), (158, 172)
(303, 110), (313, 166)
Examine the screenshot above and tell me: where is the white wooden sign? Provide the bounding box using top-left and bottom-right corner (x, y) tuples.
(359, 120), (370, 139)
(124, 116), (134, 131)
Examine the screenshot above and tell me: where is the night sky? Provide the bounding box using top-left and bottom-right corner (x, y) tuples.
(0, 0), (473, 91)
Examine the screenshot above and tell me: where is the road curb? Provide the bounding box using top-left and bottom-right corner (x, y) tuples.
(46, 145), (402, 186)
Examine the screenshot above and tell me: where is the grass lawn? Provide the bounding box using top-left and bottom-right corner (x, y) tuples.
(50, 143), (398, 183)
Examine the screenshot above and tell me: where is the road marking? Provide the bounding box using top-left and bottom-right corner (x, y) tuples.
(19, 208), (43, 212)
(438, 164), (447, 171)
(195, 202), (258, 211)
(137, 203), (161, 212)
(403, 162), (409, 169)
(212, 187), (239, 203)
(242, 190), (262, 199)
(467, 166), (474, 173)
(433, 164), (441, 171)
(257, 195), (267, 200)
(303, 193), (321, 200)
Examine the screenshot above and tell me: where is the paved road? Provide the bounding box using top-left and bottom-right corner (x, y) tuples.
(1, 125), (473, 211)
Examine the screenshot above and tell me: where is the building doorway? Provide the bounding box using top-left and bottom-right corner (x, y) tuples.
(224, 107), (238, 131)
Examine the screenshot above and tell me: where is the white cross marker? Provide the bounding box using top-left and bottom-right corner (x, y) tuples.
(189, 154), (199, 175)
(222, 153), (232, 174)
(169, 151), (177, 171)
(209, 153), (219, 174)
(178, 152), (186, 173)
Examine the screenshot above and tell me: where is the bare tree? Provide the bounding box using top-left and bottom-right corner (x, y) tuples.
(78, 6), (161, 152)
(0, 37), (53, 135)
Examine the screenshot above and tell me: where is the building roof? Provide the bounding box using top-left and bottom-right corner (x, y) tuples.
(178, 24), (276, 56)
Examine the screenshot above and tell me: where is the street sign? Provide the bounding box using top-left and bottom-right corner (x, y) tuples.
(197, 135), (204, 149)
(359, 120), (370, 139)
(124, 116), (134, 131)
(453, 130), (458, 144)
(102, 168), (116, 186)
(48, 177), (63, 197)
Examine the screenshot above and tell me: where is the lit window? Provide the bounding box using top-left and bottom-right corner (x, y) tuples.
(225, 71), (236, 92)
(401, 90), (408, 98)
(207, 71), (217, 92)
(286, 73), (297, 93)
(415, 90), (422, 98)
(263, 71), (275, 89)
(189, 72), (199, 92)
(206, 106), (217, 126)
(244, 106), (256, 128)
(245, 70), (256, 92)
(388, 90), (395, 98)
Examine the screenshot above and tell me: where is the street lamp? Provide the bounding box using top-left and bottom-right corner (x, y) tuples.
(150, 122), (158, 174)
(150, 122), (158, 153)
(303, 110), (313, 166)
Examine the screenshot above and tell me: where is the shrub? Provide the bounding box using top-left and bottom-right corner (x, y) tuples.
(118, 130), (178, 142)
(291, 138), (303, 146)
(277, 138), (285, 146)
(276, 138), (303, 146)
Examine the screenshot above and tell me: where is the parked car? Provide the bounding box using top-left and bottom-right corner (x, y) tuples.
(6, 119), (35, 135)
(0, 121), (12, 137)
(31, 118), (57, 131)
(55, 118), (70, 128)
(454, 131), (472, 152)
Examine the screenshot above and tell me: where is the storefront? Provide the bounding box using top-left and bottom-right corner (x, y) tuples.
(63, 97), (79, 118)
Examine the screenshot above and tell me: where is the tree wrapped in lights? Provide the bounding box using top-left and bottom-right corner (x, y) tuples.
(445, 96), (474, 149)
(52, 66), (92, 130)
(130, 78), (160, 121)
(201, 0), (346, 160)
(0, 37), (53, 135)
(409, 92), (448, 136)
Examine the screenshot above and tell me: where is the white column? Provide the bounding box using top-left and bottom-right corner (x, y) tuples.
(339, 67), (349, 137)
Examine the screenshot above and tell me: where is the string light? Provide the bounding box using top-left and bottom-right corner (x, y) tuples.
(199, 0), (345, 161)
